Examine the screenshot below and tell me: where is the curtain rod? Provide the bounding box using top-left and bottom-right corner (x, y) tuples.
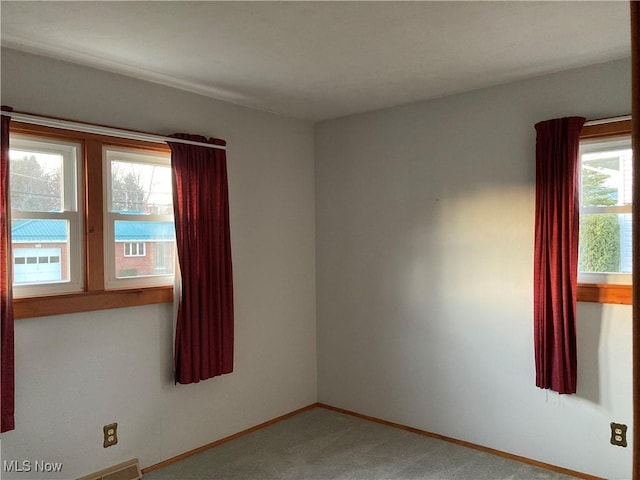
(584, 115), (632, 126)
(1, 110), (628, 149)
(1, 110), (227, 151)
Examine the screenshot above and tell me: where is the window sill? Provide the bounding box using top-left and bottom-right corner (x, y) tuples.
(13, 286), (173, 319)
(577, 283), (631, 305)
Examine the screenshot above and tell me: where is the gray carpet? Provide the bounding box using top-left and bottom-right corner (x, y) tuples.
(143, 407), (579, 480)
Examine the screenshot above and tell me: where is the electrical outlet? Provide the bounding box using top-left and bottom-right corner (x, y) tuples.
(610, 422), (627, 447)
(103, 423), (118, 448)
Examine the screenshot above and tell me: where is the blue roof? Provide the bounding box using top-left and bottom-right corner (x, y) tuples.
(114, 220), (175, 241)
(12, 219), (67, 242)
(12, 219), (175, 242)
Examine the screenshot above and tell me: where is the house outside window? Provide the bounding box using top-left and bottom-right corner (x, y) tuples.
(11, 220), (67, 284)
(115, 223), (175, 278)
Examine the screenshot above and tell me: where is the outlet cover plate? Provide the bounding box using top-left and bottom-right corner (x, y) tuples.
(103, 422), (118, 448)
(610, 422), (627, 447)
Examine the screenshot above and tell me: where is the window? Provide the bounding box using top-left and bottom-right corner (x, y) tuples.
(123, 242), (146, 257)
(9, 135), (83, 297)
(104, 146), (174, 288)
(8, 122), (174, 319)
(577, 119), (632, 304)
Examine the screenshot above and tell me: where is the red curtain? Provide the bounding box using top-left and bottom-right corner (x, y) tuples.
(168, 135), (233, 384)
(534, 116), (585, 394)
(1, 108), (14, 431)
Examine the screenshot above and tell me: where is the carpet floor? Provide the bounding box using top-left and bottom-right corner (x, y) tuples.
(143, 407), (580, 480)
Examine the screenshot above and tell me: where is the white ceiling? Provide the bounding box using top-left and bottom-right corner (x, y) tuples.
(0, 1), (631, 122)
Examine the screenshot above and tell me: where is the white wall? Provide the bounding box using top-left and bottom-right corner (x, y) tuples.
(315, 58), (633, 480)
(0, 48), (317, 479)
(1, 48), (635, 480)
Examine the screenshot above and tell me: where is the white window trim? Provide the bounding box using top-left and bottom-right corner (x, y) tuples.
(10, 135), (84, 298)
(103, 146), (174, 290)
(578, 135), (633, 286)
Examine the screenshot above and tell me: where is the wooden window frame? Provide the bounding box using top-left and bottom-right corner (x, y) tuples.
(10, 122), (173, 319)
(577, 119), (632, 305)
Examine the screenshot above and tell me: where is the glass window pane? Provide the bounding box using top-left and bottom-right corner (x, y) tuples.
(11, 219), (69, 285)
(110, 160), (173, 215)
(114, 220), (175, 278)
(581, 148), (632, 208)
(9, 150), (63, 212)
(579, 213), (631, 274)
